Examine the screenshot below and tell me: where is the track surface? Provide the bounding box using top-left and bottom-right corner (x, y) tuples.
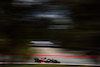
(29, 47), (100, 65)
(0, 46), (100, 65)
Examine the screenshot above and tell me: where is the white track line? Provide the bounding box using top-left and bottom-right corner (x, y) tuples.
(0, 62), (100, 66)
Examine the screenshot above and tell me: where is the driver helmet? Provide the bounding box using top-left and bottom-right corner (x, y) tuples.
(44, 57), (46, 59)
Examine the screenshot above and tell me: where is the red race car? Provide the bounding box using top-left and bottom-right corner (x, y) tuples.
(34, 58), (60, 63)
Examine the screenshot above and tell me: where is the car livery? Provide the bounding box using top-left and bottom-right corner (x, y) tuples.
(34, 58), (60, 63)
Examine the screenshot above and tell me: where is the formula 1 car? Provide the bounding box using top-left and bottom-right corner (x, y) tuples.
(34, 58), (60, 63)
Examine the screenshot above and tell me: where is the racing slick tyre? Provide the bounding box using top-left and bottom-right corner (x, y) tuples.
(57, 61), (60, 63)
(34, 58), (41, 62)
(53, 61), (60, 63)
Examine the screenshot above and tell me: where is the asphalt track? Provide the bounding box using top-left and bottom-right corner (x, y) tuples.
(29, 47), (100, 65)
(0, 46), (100, 66)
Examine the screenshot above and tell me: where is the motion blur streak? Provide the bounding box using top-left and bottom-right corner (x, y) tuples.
(0, 54), (100, 59)
(0, 0), (100, 67)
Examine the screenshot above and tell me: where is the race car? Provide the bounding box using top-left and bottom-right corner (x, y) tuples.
(34, 58), (60, 63)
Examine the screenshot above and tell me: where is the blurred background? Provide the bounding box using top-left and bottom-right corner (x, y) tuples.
(0, 0), (100, 67)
